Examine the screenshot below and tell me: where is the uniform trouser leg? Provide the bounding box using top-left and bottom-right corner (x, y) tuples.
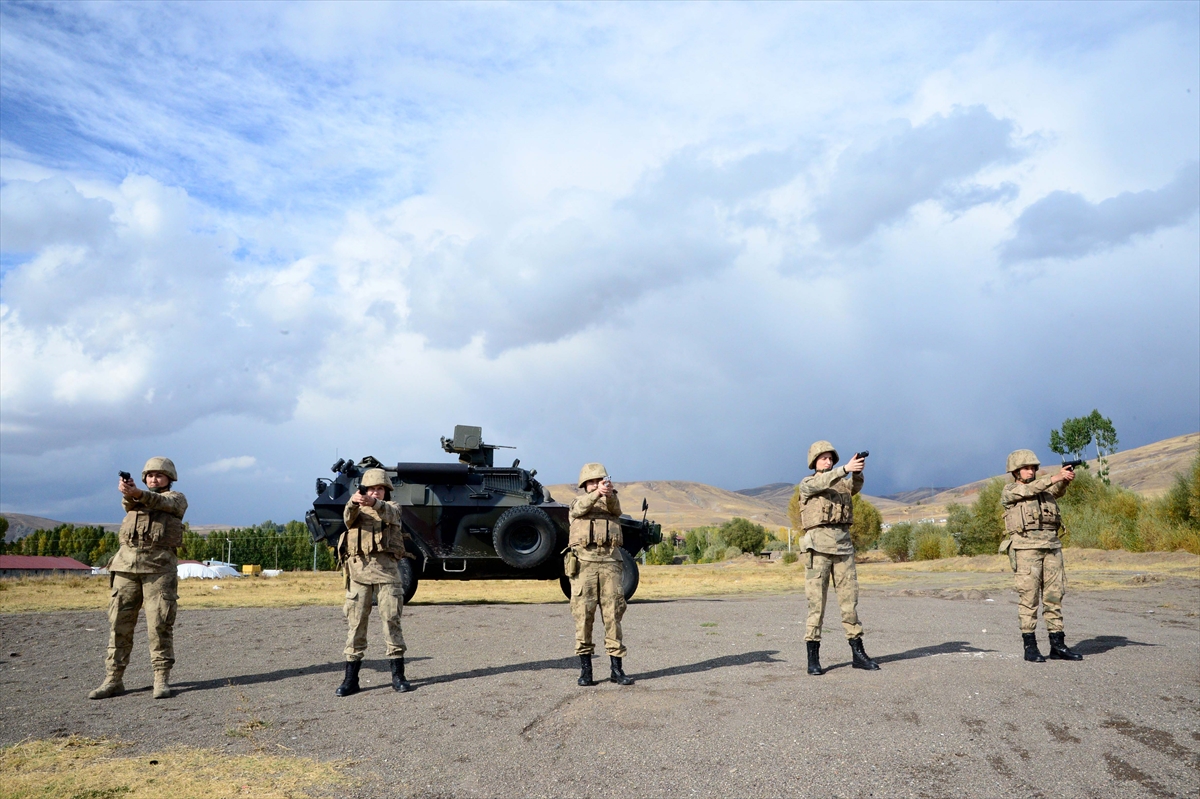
(1015, 549), (1065, 633)
(571, 561), (600, 656)
(830, 553), (864, 639)
(1042, 550), (1066, 633)
(343, 582), (375, 662)
(376, 582), (407, 659)
(106, 573), (143, 675)
(596, 560), (627, 657)
(141, 572), (178, 671)
(805, 553), (863, 641)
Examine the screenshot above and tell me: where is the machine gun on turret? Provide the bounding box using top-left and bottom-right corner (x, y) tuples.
(439, 425), (515, 467)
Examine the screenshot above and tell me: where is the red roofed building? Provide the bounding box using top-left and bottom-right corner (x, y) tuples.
(0, 555), (93, 578)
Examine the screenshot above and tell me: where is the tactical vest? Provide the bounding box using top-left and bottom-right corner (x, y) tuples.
(118, 494), (184, 550)
(1003, 489), (1061, 536)
(569, 515), (623, 549)
(800, 475), (854, 531)
(340, 510), (406, 562)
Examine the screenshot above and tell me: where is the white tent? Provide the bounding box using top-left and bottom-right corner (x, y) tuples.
(177, 560), (243, 579)
(178, 561), (221, 579)
(202, 560), (243, 578)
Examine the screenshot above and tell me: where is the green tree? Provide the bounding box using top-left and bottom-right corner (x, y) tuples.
(644, 540), (676, 565)
(787, 485), (802, 532)
(947, 478), (1006, 555)
(720, 518), (768, 554)
(850, 495), (882, 550)
(1050, 409), (1119, 485)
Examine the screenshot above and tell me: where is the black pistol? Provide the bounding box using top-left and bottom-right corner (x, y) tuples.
(1062, 459), (1084, 470)
(118, 471), (133, 482)
(357, 485), (368, 495)
(853, 451), (870, 460)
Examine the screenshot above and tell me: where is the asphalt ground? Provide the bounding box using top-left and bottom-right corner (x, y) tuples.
(2, 580), (1198, 799)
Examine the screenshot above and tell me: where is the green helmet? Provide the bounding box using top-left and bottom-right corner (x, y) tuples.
(142, 457), (178, 482)
(1006, 449), (1040, 474)
(360, 468), (394, 490)
(578, 462), (609, 488)
(807, 441), (838, 470)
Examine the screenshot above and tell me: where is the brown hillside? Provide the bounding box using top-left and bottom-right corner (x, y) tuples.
(546, 480), (790, 533)
(872, 432), (1199, 525)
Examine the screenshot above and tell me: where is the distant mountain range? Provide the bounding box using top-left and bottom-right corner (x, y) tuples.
(6, 433), (1195, 539)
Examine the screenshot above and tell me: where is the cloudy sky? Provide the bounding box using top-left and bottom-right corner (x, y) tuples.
(1, 1), (1197, 524)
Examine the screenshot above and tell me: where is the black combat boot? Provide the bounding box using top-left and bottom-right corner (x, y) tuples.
(609, 656), (634, 686)
(389, 657), (412, 692)
(577, 655), (595, 686)
(806, 640), (824, 675)
(849, 636), (880, 670)
(1048, 632), (1083, 661)
(335, 660), (362, 697)
(1022, 632), (1046, 663)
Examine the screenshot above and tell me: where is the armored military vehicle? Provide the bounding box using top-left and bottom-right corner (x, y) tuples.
(306, 425), (662, 603)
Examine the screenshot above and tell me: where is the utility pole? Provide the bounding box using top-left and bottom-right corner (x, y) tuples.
(312, 542), (318, 572)
(225, 537), (232, 564)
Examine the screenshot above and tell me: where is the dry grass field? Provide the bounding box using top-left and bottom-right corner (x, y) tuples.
(2, 549), (1195, 613)
(0, 736), (348, 799)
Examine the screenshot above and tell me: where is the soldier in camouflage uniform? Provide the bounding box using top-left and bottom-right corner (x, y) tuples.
(566, 463), (633, 687)
(89, 457), (186, 700)
(1000, 449), (1083, 663)
(798, 441), (879, 675)
(334, 468), (412, 696)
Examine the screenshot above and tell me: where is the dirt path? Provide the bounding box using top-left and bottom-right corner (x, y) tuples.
(3, 580), (1198, 798)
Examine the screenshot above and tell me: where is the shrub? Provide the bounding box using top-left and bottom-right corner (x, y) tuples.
(701, 544), (727, 563)
(781, 551), (799, 565)
(723, 545), (743, 561)
(720, 518), (769, 554)
(912, 522), (956, 560)
(850, 496), (883, 550)
(1157, 454), (1200, 531)
(949, 479), (1006, 555)
(880, 523), (912, 562)
(1059, 470), (1143, 550)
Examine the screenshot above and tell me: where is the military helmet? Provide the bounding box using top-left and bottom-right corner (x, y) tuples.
(807, 441), (839, 470)
(360, 468), (394, 490)
(1006, 449), (1040, 474)
(578, 462), (609, 488)
(142, 456), (177, 482)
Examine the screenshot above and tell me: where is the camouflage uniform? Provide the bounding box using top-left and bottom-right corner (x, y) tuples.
(567, 489), (627, 658)
(1001, 475), (1069, 634)
(999, 449), (1082, 662)
(798, 462), (864, 642)
(339, 497), (407, 662)
(797, 442), (878, 674)
(91, 457), (186, 700)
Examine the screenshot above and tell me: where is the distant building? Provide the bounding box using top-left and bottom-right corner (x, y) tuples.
(0, 555), (92, 578)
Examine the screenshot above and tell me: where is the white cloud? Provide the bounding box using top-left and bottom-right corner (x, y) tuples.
(195, 456), (257, 475)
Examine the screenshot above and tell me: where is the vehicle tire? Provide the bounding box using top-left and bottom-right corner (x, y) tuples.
(559, 575), (572, 600)
(618, 547), (640, 600)
(492, 505), (557, 569)
(400, 558), (420, 604)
